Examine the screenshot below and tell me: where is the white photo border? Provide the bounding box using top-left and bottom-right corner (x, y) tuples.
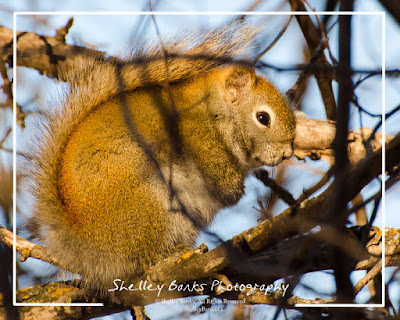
(13, 10), (386, 308)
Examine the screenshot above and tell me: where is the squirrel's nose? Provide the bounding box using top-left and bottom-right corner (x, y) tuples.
(282, 143), (294, 160)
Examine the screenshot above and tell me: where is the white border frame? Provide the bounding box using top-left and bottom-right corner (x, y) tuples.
(13, 11), (386, 308)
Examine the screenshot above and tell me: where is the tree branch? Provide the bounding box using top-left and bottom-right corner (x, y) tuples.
(378, 0), (400, 25)
(0, 227), (58, 267)
(294, 114), (390, 165)
(288, 0), (337, 120)
(1, 225), (398, 320)
(0, 20), (106, 81)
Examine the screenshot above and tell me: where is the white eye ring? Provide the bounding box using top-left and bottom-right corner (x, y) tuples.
(252, 105), (275, 128)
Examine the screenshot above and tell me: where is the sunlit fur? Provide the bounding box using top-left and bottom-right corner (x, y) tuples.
(29, 25), (295, 295)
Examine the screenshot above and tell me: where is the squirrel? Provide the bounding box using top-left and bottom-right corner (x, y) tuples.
(29, 23), (296, 296)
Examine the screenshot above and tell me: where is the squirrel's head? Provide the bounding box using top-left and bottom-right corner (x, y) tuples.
(217, 65), (296, 168)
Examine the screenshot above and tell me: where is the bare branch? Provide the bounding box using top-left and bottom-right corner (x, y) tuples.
(0, 22), (106, 81)
(378, 0), (400, 25)
(294, 115), (389, 165)
(254, 15), (293, 64)
(0, 227), (58, 267)
(288, 0), (337, 120)
(0, 225), (397, 319)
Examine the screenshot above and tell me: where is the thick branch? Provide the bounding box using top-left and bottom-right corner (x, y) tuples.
(294, 115), (389, 165)
(0, 282), (128, 320)
(0, 21), (106, 81)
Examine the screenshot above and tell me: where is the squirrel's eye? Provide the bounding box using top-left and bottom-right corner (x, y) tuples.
(256, 112), (271, 127)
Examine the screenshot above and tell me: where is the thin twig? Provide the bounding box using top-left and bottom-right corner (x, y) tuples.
(296, 167), (333, 204)
(253, 169), (296, 206)
(0, 128), (11, 146)
(254, 16), (293, 64)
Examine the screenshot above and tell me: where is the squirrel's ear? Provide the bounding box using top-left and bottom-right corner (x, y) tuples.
(224, 67), (254, 104)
